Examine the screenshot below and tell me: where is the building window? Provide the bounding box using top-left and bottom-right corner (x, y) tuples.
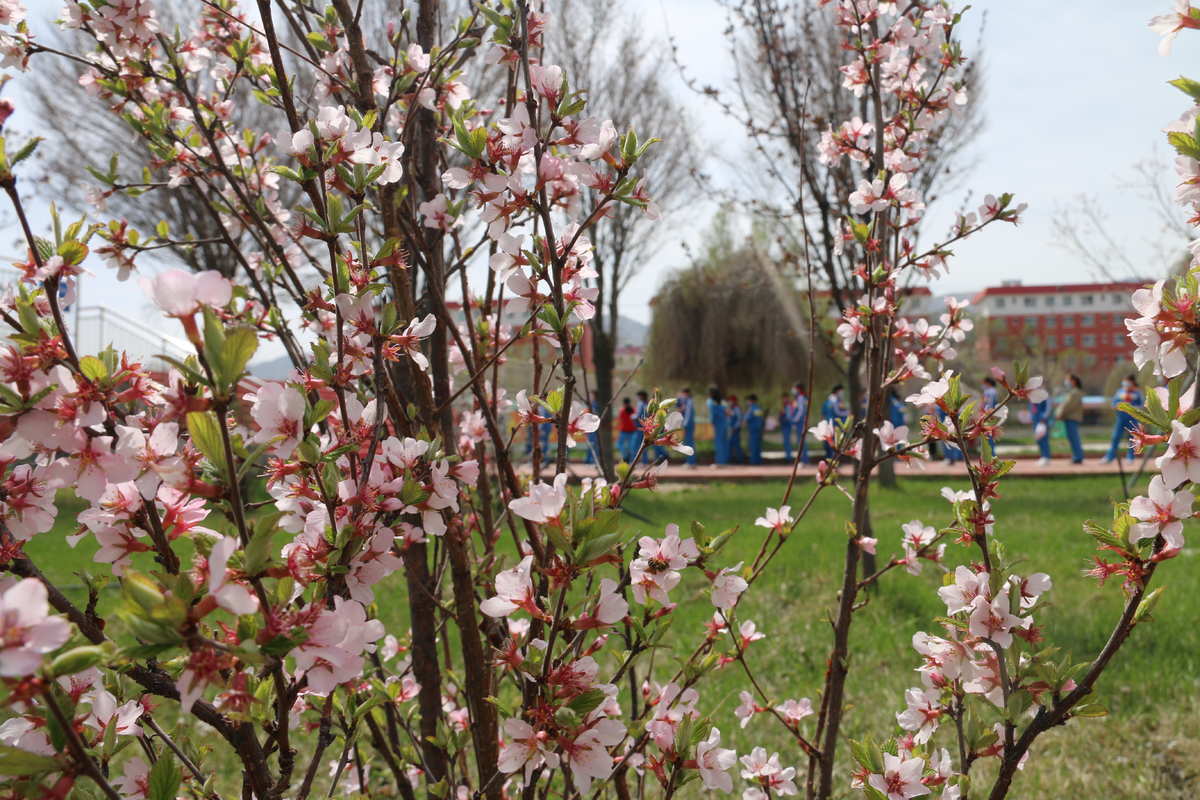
(1064, 334), (1076, 346)
(1062, 316), (1075, 328)
(995, 298), (1006, 309)
(1082, 334), (1095, 347)
(1045, 296), (1056, 307)
(1025, 316), (1037, 327)
(1114, 333), (1126, 346)
(1082, 314), (1094, 326)
(1063, 295), (1074, 306)
(1081, 295), (1094, 306)
(1046, 318), (1057, 329)
(1046, 335), (1057, 348)
(1112, 293), (1123, 303)
(1023, 296), (1036, 307)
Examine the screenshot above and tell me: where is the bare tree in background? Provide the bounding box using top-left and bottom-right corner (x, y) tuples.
(550, 0), (697, 477)
(1052, 155), (1191, 282)
(24, 1), (489, 286)
(680, 0), (985, 559)
(697, 0), (985, 405)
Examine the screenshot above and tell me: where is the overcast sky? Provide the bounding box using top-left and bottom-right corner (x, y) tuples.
(7, 0), (1192, 333)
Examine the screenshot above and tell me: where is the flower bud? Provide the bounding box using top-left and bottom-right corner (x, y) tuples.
(123, 571), (165, 611)
(48, 645), (106, 677)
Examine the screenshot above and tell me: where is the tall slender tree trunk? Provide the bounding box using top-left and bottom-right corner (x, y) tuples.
(593, 324), (617, 479)
(846, 350), (877, 576)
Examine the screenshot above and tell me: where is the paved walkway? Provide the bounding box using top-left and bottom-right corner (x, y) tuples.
(535, 456), (1157, 483)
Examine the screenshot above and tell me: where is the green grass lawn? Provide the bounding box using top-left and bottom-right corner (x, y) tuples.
(24, 475), (1200, 798)
(622, 476), (1200, 797)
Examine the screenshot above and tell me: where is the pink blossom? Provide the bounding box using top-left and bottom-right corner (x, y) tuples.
(0, 578), (71, 677)
(508, 474), (567, 523)
(207, 536), (260, 616)
(900, 520), (937, 575)
(1, 464), (59, 541)
(294, 598), (385, 695)
(142, 269), (232, 317)
(735, 690), (759, 729)
(696, 728), (737, 792)
(1157, 420), (1200, 488)
(246, 383), (307, 457)
(896, 687), (942, 744)
(739, 747), (798, 796)
(561, 725), (619, 792)
(868, 753), (930, 800)
(1129, 474), (1193, 550)
(497, 718), (559, 779)
(1011, 572), (1052, 610)
(114, 756), (150, 800)
(874, 421), (909, 451)
(775, 698), (814, 725)
(968, 592), (1026, 649)
(593, 578), (628, 625)
(481, 555), (540, 618)
(938, 565), (990, 615)
(754, 506), (793, 533)
(906, 373), (952, 407)
(711, 563), (748, 610)
(629, 525), (699, 605)
(1150, 0), (1199, 56)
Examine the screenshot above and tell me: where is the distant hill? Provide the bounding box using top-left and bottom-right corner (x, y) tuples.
(616, 315), (647, 348)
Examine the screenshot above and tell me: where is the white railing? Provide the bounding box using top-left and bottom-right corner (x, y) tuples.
(72, 306), (193, 373)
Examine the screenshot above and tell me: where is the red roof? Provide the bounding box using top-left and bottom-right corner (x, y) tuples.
(971, 280), (1146, 304)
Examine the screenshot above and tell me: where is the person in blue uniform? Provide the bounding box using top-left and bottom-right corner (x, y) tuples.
(791, 384), (810, 464)
(707, 387), (728, 466)
(727, 394), (745, 463)
(1103, 374), (1143, 464)
(1030, 393), (1052, 465)
(679, 387), (696, 466)
(821, 385), (847, 459)
(937, 405), (963, 463)
(887, 388), (906, 428)
(981, 376), (999, 453)
(779, 393), (795, 461)
(634, 390), (650, 464)
(746, 394), (765, 464)
(584, 392), (601, 464)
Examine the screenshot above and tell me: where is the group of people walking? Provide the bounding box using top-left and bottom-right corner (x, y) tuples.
(524, 372), (1148, 468)
(1033, 372), (1144, 465)
(616, 388), (698, 465)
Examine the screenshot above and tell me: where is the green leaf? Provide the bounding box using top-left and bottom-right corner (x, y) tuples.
(222, 326), (259, 384)
(148, 753), (182, 800)
(1073, 703), (1108, 718)
(1134, 586), (1166, 624)
(576, 532), (622, 564)
(78, 355), (108, 381)
(243, 524), (276, 576)
(1167, 130), (1200, 160)
(567, 688), (606, 716)
(186, 411), (227, 475)
(0, 744), (59, 775)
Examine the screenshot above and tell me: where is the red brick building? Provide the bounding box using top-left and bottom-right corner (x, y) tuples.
(971, 280), (1146, 375)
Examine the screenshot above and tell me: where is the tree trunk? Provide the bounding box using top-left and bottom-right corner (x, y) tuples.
(592, 323), (617, 480)
(846, 349), (877, 576)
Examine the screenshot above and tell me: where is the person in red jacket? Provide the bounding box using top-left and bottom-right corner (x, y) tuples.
(616, 397), (638, 463)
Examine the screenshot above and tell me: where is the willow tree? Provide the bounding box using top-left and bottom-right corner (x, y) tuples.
(646, 210), (826, 392)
